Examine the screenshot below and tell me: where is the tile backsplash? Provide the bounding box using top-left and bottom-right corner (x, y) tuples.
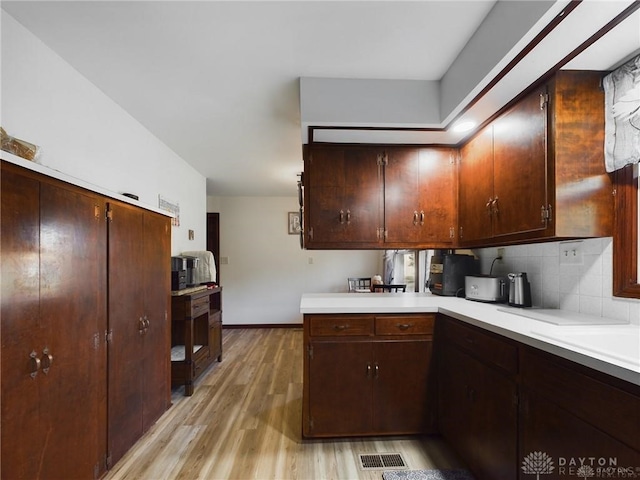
(473, 237), (640, 325)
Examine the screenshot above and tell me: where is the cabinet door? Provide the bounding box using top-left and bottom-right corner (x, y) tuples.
(342, 147), (383, 244)
(107, 202), (145, 465)
(141, 211), (171, 429)
(1, 170), (46, 479)
(39, 182), (108, 479)
(384, 148), (422, 243)
(458, 125), (494, 243)
(418, 148), (457, 245)
(439, 345), (518, 480)
(1, 167), (107, 480)
(438, 344), (474, 459)
(305, 145), (382, 247)
(519, 391), (640, 479)
(384, 147), (456, 246)
(492, 86), (548, 238)
(307, 341), (372, 436)
(305, 146), (349, 244)
(373, 340), (433, 433)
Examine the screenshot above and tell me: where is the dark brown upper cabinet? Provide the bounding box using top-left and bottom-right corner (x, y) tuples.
(304, 144), (456, 249)
(384, 147), (457, 248)
(458, 70), (613, 247)
(303, 145), (383, 248)
(304, 71), (613, 250)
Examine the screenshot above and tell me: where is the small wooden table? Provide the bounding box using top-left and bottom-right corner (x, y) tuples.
(170, 286), (222, 395)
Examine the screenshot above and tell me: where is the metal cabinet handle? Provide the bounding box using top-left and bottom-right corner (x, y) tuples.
(374, 363), (379, 379)
(29, 351), (41, 378)
(41, 348), (53, 374)
(413, 211), (419, 226)
(366, 363), (372, 378)
(346, 209), (351, 224)
(139, 317), (146, 335)
(339, 210), (345, 224)
(420, 211), (425, 226)
(492, 197), (499, 215)
(397, 323), (413, 331)
(486, 198), (493, 216)
(333, 324), (349, 331)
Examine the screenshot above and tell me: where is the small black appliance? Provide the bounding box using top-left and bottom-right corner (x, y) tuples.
(171, 256), (188, 290)
(428, 251), (479, 296)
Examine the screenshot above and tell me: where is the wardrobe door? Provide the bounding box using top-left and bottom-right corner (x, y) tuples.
(107, 201), (145, 466)
(107, 201), (171, 466)
(1, 165), (107, 480)
(1, 169), (44, 479)
(141, 211), (171, 429)
(39, 181), (108, 479)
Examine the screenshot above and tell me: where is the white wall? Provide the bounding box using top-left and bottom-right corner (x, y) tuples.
(1, 13), (206, 255)
(207, 196), (382, 325)
(474, 238), (640, 325)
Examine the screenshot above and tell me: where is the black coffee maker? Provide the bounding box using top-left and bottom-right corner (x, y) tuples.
(427, 251), (479, 296)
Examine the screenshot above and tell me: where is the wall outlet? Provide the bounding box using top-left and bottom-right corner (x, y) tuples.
(308, 257), (314, 265)
(220, 256), (229, 265)
(497, 248), (505, 260)
(560, 241), (583, 265)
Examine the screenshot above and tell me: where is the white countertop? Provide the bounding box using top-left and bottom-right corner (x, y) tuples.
(300, 292), (640, 386)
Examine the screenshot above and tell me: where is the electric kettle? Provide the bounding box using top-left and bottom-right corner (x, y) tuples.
(508, 272), (532, 307)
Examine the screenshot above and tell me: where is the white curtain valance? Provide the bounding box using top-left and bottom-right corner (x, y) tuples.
(603, 53), (640, 173)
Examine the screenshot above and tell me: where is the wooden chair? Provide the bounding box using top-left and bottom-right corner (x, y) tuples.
(348, 277), (371, 292)
(372, 284), (407, 292)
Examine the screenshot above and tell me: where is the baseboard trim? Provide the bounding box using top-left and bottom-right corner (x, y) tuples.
(223, 324), (302, 329)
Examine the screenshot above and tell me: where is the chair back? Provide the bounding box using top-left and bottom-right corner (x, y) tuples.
(372, 284), (407, 293)
(348, 277), (371, 292)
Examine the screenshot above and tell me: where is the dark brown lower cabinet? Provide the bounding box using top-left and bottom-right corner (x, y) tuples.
(519, 347), (640, 479)
(437, 315), (640, 480)
(520, 391), (640, 479)
(303, 313), (435, 438)
(437, 318), (518, 480)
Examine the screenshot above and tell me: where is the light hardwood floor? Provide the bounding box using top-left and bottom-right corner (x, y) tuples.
(104, 328), (464, 480)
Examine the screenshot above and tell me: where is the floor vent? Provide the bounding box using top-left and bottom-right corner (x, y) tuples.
(358, 453), (407, 470)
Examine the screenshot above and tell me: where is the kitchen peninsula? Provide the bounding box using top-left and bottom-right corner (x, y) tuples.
(300, 293), (640, 479)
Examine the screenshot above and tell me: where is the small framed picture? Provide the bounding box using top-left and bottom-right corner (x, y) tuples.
(288, 211), (301, 235)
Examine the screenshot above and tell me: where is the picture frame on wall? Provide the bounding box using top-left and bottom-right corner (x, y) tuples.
(288, 211), (301, 235)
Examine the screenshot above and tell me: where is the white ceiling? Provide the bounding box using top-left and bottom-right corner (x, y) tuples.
(2, 1), (639, 196)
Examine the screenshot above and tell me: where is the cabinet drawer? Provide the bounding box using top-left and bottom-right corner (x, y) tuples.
(375, 314), (434, 336)
(444, 319), (517, 374)
(190, 295), (210, 318)
(308, 315), (374, 336)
